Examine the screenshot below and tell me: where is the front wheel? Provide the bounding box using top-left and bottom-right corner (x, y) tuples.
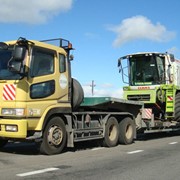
(39, 117), (67, 155)
(103, 117), (119, 147)
(119, 117), (135, 145)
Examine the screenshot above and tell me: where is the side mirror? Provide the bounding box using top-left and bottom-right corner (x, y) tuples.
(118, 58), (121, 67)
(13, 46), (26, 61)
(118, 58), (122, 73)
(8, 46), (26, 73)
(69, 54), (74, 61)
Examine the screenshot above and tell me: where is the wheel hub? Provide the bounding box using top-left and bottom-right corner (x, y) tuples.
(48, 126), (63, 146)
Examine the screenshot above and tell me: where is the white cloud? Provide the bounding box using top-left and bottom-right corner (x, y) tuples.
(167, 47), (179, 54)
(0, 0), (73, 24)
(101, 83), (114, 88)
(108, 15), (176, 47)
(82, 84), (123, 98)
(167, 47), (180, 59)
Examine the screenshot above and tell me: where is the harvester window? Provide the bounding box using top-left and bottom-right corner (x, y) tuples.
(129, 55), (164, 85)
(30, 49), (54, 77)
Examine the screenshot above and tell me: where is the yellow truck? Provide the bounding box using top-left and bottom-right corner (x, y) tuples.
(0, 37), (142, 155)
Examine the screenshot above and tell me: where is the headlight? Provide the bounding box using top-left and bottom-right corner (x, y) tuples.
(2, 108), (25, 116)
(5, 125), (18, 132)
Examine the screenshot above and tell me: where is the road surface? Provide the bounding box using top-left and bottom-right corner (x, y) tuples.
(0, 132), (180, 180)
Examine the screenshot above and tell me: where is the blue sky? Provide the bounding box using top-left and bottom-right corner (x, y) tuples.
(0, 0), (179, 97)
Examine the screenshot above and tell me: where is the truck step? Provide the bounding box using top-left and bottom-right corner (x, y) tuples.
(74, 128), (103, 142)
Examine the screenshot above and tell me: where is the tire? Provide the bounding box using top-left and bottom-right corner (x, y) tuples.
(39, 117), (67, 155)
(103, 117), (119, 147)
(119, 117), (135, 145)
(175, 93), (180, 121)
(0, 139), (8, 148)
(72, 78), (84, 110)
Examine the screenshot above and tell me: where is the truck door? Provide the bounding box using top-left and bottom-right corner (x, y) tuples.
(27, 47), (69, 121)
(29, 47), (56, 100)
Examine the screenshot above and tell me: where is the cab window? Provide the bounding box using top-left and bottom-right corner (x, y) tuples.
(30, 48), (54, 77)
(30, 80), (55, 99)
(59, 54), (66, 73)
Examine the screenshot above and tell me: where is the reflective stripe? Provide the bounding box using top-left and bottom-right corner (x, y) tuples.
(167, 96), (173, 101)
(142, 108), (152, 119)
(3, 84), (16, 100)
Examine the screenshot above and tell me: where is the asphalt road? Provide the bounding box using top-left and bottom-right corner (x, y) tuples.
(0, 132), (180, 180)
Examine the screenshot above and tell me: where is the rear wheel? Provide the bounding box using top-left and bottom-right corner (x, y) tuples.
(119, 117), (135, 145)
(103, 117), (119, 147)
(39, 117), (67, 155)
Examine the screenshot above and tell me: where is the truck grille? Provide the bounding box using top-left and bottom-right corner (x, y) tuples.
(127, 94), (150, 101)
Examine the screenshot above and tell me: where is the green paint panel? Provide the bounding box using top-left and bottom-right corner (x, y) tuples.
(80, 96), (143, 109)
(80, 97), (112, 107)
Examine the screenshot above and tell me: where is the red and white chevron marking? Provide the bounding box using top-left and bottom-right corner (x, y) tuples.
(167, 96), (173, 101)
(3, 84), (16, 101)
(142, 108), (152, 119)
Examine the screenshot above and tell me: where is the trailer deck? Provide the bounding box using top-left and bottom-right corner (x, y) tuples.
(80, 97), (143, 117)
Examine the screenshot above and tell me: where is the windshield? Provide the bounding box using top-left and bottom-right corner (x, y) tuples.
(0, 49), (21, 80)
(129, 54), (165, 85)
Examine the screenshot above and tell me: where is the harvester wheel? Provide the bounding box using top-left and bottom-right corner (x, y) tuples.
(39, 117), (67, 155)
(175, 93), (180, 121)
(119, 117), (135, 145)
(103, 117), (119, 147)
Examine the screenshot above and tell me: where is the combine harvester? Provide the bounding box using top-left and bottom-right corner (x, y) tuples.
(118, 52), (180, 133)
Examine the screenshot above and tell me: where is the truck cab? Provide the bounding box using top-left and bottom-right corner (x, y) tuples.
(0, 38), (78, 143)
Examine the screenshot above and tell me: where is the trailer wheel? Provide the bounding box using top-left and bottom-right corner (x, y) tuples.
(0, 139), (8, 148)
(39, 117), (67, 155)
(175, 93), (180, 121)
(119, 117), (135, 145)
(103, 117), (119, 147)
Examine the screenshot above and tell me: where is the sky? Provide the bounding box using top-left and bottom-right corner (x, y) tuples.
(0, 0), (180, 98)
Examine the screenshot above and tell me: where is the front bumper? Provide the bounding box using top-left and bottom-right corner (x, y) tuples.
(124, 90), (156, 103)
(0, 119), (27, 138)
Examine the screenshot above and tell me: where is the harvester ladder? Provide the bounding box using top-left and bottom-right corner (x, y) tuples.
(165, 88), (174, 118)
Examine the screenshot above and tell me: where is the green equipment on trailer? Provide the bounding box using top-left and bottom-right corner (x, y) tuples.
(118, 52), (180, 133)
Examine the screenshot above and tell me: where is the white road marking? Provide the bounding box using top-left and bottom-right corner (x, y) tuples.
(127, 150), (144, 154)
(92, 147), (105, 151)
(169, 142), (178, 145)
(16, 167), (59, 177)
